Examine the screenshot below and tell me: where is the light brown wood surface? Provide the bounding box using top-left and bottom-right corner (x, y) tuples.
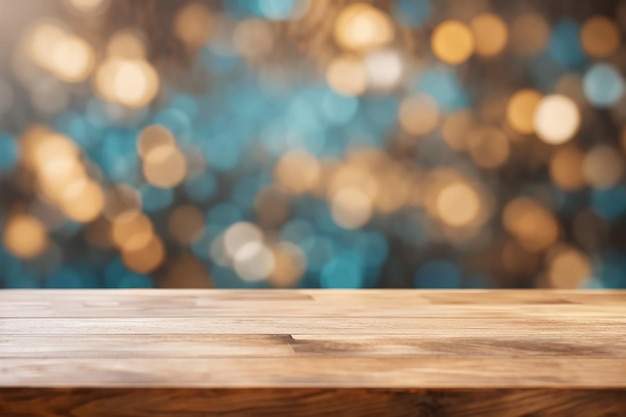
(1, 289), (625, 416)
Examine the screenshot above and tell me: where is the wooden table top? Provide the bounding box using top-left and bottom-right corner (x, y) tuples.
(1, 289), (625, 389)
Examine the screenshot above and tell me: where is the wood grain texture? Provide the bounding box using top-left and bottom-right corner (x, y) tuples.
(1, 290), (625, 416)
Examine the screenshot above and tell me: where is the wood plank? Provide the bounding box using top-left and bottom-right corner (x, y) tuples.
(1, 334), (625, 358)
(1, 290), (625, 415)
(2, 357), (625, 388)
(2, 290), (625, 318)
(0, 335), (295, 358)
(1, 317), (624, 335)
(3, 302), (626, 318)
(1, 388), (625, 417)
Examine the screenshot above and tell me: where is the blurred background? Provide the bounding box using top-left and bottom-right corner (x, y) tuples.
(0, 0), (625, 290)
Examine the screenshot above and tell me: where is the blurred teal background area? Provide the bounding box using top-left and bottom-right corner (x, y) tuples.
(1, 0), (626, 290)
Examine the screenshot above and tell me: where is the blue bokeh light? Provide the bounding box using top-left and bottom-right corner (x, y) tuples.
(583, 63), (625, 108)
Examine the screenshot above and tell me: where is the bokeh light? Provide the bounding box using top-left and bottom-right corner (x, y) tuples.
(503, 197), (559, 253)
(533, 95), (580, 145)
(0, 0), (625, 290)
(506, 89), (542, 135)
(550, 146), (586, 191)
(580, 16), (620, 59)
(331, 187), (373, 229)
(64, 0), (110, 17)
(583, 63), (625, 108)
(547, 246), (591, 289)
(431, 20), (475, 64)
(326, 55), (368, 96)
(470, 13), (508, 57)
(583, 145), (625, 189)
(3, 214), (49, 259)
(333, 3), (394, 53)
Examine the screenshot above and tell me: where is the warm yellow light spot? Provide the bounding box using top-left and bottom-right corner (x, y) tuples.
(333, 3), (394, 53)
(3, 214), (48, 259)
(223, 222), (263, 259)
(137, 125), (176, 159)
(107, 30), (147, 60)
(581, 16), (620, 59)
(503, 197), (559, 253)
(583, 145), (625, 189)
(328, 165), (378, 203)
(431, 20), (474, 65)
(95, 58), (159, 108)
(550, 147), (586, 191)
(467, 126), (510, 169)
(32, 133), (79, 169)
(59, 178), (104, 222)
(269, 242), (306, 288)
(143, 145), (187, 188)
(441, 110), (476, 151)
(174, 2), (213, 48)
(506, 89), (542, 135)
(548, 246), (591, 289)
(38, 162), (85, 204)
(533, 95), (580, 145)
(470, 13), (508, 57)
(233, 241), (275, 282)
(103, 184), (142, 223)
(510, 12), (550, 56)
(64, 0), (110, 16)
(274, 150), (321, 194)
(122, 235), (165, 273)
(326, 55), (367, 96)
(398, 94), (440, 135)
(168, 205), (204, 246)
(47, 35), (94, 83)
(331, 187), (373, 229)
(26, 21), (69, 70)
(435, 181), (481, 227)
(112, 213), (154, 252)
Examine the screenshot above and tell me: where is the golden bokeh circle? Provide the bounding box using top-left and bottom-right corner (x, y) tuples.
(143, 145), (187, 188)
(580, 16), (620, 59)
(506, 89), (542, 135)
(431, 20), (475, 64)
(326, 55), (368, 97)
(548, 247), (591, 289)
(550, 147), (586, 191)
(503, 197), (559, 253)
(470, 13), (508, 57)
(3, 214), (49, 259)
(435, 181), (481, 227)
(333, 3), (394, 53)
